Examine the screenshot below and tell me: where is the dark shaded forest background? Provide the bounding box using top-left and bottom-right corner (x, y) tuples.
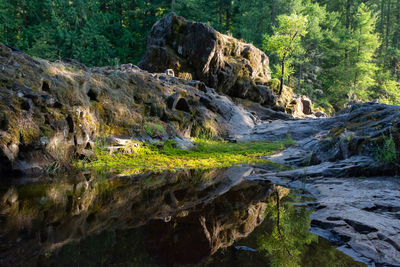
(1, 0), (399, 111)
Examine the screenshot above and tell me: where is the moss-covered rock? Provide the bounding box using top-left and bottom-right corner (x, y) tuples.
(0, 43), (256, 176)
(139, 14), (316, 116)
(139, 14), (275, 105)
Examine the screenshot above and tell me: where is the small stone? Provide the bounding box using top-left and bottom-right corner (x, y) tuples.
(40, 136), (49, 146)
(165, 69), (175, 77)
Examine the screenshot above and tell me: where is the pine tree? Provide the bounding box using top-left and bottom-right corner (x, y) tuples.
(323, 3), (380, 108)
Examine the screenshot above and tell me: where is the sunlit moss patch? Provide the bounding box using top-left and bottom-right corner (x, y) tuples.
(82, 138), (294, 175)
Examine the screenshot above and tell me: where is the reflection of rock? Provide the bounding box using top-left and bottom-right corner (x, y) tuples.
(143, 181), (281, 266)
(0, 167), (280, 266)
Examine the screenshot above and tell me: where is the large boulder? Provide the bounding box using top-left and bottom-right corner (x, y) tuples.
(0, 43), (256, 176)
(139, 14), (276, 106)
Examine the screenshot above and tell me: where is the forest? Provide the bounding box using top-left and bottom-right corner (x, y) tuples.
(1, 1), (400, 266)
(0, 0), (399, 111)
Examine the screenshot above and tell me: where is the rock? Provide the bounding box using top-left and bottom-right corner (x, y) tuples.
(106, 137), (141, 147)
(301, 96), (313, 115)
(315, 111), (327, 118)
(139, 14), (284, 107)
(240, 101), (400, 265)
(243, 102), (400, 175)
(250, 168), (400, 266)
(172, 136), (194, 150)
(175, 98), (190, 113)
(164, 69), (175, 77)
(0, 42), (258, 176)
(166, 92), (180, 109)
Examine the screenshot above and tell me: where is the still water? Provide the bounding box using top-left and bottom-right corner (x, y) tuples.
(0, 167), (365, 266)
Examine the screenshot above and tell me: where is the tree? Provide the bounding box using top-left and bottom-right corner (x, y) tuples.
(321, 3), (380, 108)
(264, 14), (308, 95)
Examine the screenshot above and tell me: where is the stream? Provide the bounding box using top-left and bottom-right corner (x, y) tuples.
(0, 166), (367, 266)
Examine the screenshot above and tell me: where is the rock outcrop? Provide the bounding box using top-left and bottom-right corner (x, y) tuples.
(0, 43), (256, 176)
(241, 102), (400, 266)
(139, 13), (320, 117)
(140, 14), (284, 108)
(243, 102), (400, 176)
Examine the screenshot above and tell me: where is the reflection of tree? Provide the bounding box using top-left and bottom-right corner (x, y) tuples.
(257, 191), (317, 267)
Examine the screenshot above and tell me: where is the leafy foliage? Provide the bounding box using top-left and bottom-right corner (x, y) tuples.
(258, 192), (317, 267)
(376, 133), (400, 167)
(1, 0), (400, 109)
(264, 14), (308, 94)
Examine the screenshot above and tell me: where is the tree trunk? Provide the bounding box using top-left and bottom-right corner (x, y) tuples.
(386, 0), (392, 53)
(298, 63), (302, 92)
(345, 0), (352, 60)
(380, 0), (386, 60)
(225, 1), (231, 32)
(381, 0), (386, 36)
(279, 60), (285, 96)
(395, 0), (400, 49)
(219, 0), (223, 28)
(271, 0), (277, 26)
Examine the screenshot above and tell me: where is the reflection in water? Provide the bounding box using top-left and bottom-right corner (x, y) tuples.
(143, 180), (274, 266)
(0, 167), (364, 266)
(201, 192), (365, 267)
(258, 191), (318, 266)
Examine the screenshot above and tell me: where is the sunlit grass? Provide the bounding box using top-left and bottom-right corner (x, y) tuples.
(83, 138), (294, 175)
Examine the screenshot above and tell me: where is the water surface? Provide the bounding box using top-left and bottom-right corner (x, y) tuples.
(0, 167), (365, 266)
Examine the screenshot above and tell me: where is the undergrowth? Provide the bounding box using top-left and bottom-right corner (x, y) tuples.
(82, 138), (294, 175)
(376, 133), (400, 168)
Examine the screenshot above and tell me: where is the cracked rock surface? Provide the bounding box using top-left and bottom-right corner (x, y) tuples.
(241, 102), (400, 266)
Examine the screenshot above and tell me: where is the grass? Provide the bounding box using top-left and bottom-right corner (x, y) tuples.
(82, 138), (294, 176)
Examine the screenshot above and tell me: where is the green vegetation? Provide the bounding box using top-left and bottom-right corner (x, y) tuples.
(264, 14), (308, 95)
(256, 191), (365, 267)
(144, 123), (165, 137)
(258, 191), (318, 267)
(1, 0), (399, 111)
(376, 133), (400, 167)
(83, 138), (294, 175)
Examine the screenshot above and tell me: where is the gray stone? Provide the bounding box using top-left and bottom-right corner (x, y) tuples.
(173, 137), (194, 150)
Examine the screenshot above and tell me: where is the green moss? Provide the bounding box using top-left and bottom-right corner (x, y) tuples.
(191, 120), (218, 139)
(330, 127), (345, 139)
(39, 125), (53, 137)
(19, 123), (40, 144)
(269, 79), (281, 94)
(83, 138), (294, 175)
(231, 40), (238, 55)
(144, 123), (165, 137)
